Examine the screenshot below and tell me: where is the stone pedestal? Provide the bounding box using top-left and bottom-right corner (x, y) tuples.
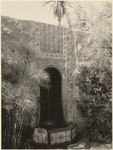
(33, 123), (77, 147)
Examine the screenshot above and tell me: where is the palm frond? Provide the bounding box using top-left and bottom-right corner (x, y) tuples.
(42, 1), (55, 7)
(65, 2), (74, 8)
(50, 2), (56, 9)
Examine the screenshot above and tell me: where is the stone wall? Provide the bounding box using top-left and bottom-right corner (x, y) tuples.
(2, 16), (88, 129)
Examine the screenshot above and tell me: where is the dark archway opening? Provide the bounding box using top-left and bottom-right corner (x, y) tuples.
(40, 67), (64, 129)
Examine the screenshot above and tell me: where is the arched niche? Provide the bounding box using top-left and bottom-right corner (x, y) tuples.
(40, 67), (64, 129)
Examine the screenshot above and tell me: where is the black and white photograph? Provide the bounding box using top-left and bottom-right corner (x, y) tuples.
(1, 1), (112, 149)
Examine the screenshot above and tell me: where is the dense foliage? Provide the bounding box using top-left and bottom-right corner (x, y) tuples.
(2, 21), (50, 148)
(76, 65), (112, 142)
(71, 2), (112, 142)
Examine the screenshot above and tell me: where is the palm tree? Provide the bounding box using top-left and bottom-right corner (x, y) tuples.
(43, 1), (73, 26)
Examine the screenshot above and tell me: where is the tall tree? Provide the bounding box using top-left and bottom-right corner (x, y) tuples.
(43, 1), (72, 26)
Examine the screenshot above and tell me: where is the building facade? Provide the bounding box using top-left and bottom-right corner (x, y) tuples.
(2, 16), (87, 129)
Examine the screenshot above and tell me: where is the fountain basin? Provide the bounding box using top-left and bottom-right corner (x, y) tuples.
(33, 123), (77, 147)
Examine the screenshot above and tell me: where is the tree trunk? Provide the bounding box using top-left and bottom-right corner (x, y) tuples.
(59, 21), (61, 26)
(58, 17), (61, 26)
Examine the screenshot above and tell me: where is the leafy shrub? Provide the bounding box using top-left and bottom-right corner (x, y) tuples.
(76, 66), (112, 142)
(2, 31), (50, 148)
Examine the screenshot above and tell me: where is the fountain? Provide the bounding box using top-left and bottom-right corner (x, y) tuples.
(33, 67), (77, 148)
